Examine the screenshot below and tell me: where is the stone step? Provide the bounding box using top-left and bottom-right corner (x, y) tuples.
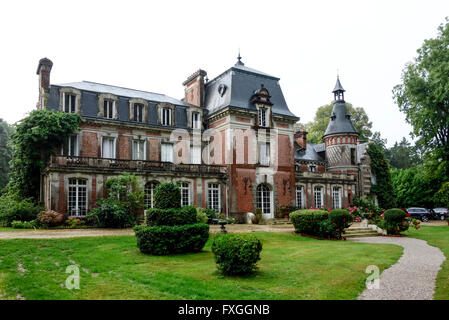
(344, 227), (372, 231)
(344, 228), (374, 234)
(343, 232), (379, 238)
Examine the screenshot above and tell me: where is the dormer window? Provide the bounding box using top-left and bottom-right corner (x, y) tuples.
(103, 100), (114, 119)
(63, 93), (76, 113)
(156, 102), (175, 126)
(161, 108), (172, 126)
(192, 112), (201, 129)
(309, 164), (317, 172)
(134, 104), (144, 122)
(258, 108), (267, 127)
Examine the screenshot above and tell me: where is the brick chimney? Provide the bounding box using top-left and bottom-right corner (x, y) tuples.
(36, 58), (53, 109)
(183, 69), (207, 107)
(294, 130), (307, 149)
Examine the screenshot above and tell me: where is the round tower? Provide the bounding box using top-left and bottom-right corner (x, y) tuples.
(323, 76), (359, 173)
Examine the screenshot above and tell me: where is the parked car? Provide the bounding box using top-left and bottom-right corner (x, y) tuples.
(406, 208), (432, 222)
(431, 208), (448, 220)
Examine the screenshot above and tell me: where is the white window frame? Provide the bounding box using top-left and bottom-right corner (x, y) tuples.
(207, 183), (221, 212)
(180, 182), (190, 207)
(190, 145), (201, 164)
(332, 186), (342, 209)
(144, 182), (159, 209)
(314, 186), (324, 208)
(258, 107), (267, 127)
(134, 103), (144, 122)
(256, 184), (271, 215)
(63, 92), (76, 113)
(132, 139), (146, 160)
(101, 136), (116, 159)
(161, 108), (172, 126)
(296, 185), (305, 209)
(68, 178), (88, 217)
(192, 112), (201, 129)
(161, 143), (173, 162)
(62, 134), (79, 157)
(103, 99), (115, 119)
(258, 142), (270, 166)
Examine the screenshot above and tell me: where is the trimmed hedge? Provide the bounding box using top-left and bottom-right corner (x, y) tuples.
(134, 223), (209, 255)
(146, 206), (197, 226)
(154, 182), (181, 209)
(328, 209), (352, 239)
(212, 234), (262, 275)
(383, 208), (409, 235)
(290, 209), (329, 236)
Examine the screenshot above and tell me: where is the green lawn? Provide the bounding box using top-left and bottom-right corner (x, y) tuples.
(406, 226), (449, 300)
(0, 232), (402, 300)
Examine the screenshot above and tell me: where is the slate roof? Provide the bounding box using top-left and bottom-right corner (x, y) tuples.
(332, 76), (345, 92)
(204, 60), (298, 120)
(295, 142), (325, 162)
(56, 81), (188, 106)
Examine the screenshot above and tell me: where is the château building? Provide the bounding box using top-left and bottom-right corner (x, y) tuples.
(36, 56), (371, 221)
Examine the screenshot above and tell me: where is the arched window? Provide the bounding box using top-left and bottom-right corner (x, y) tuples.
(256, 184), (271, 215)
(314, 186), (324, 208)
(332, 186), (342, 209)
(68, 178), (87, 217)
(296, 185), (305, 209)
(144, 182), (159, 209)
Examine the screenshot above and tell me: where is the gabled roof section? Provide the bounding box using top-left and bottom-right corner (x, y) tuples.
(55, 81), (188, 106)
(204, 60), (298, 119)
(295, 142), (325, 162)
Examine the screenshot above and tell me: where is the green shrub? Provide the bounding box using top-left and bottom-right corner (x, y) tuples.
(212, 234), (262, 275)
(196, 209), (208, 224)
(318, 220), (338, 239)
(290, 209), (329, 236)
(134, 223), (209, 255)
(154, 182), (181, 209)
(0, 193), (43, 226)
(64, 217), (87, 229)
(145, 206), (197, 226)
(88, 198), (134, 228)
(329, 209), (352, 239)
(383, 208), (409, 235)
(11, 220), (38, 229)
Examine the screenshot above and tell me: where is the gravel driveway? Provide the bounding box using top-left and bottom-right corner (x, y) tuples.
(349, 237), (446, 300)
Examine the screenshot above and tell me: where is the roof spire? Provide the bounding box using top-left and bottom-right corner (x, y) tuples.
(236, 48), (244, 66)
(332, 75), (345, 102)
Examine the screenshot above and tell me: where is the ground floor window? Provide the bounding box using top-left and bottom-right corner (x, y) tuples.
(180, 182), (190, 206)
(314, 186), (324, 208)
(68, 178), (87, 217)
(207, 183), (220, 212)
(332, 186), (342, 209)
(144, 182), (159, 209)
(296, 185), (304, 209)
(256, 184), (271, 214)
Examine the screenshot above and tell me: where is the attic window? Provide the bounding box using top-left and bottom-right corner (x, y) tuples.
(258, 108), (267, 127)
(63, 93), (76, 113)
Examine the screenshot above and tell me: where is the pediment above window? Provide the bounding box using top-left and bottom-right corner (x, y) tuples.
(251, 84), (273, 107)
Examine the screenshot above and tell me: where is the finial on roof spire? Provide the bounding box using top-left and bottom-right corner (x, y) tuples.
(236, 49), (244, 66)
(332, 75), (345, 102)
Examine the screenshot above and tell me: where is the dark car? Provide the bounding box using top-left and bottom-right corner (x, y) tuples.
(406, 207), (432, 222)
(431, 208), (448, 220)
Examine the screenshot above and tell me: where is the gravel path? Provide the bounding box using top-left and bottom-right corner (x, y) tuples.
(0, 224), (295, 239)
(349, 237), (446, 300)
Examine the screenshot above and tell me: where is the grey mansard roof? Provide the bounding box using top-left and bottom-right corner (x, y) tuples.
(295, 142), (325, 162)
(323, 101), (358, 137)
(204, 60), (299, 120)
(56, 81), (188, 106)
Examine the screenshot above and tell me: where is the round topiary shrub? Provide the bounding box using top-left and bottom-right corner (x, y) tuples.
(146, 206), (197, 226)
(289, 209), (329, 236)
(383, 208), (409, 235)
(211, 234), (262, 275)
(134, 224), (209, 255)
(154, 182), (181, 209)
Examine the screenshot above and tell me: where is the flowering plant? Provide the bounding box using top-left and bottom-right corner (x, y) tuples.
(65, 217), (86, 229)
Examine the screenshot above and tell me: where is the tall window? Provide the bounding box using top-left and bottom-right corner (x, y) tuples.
(314, 186), (324, 208)
(63, 135), (79, 156)
(332, 186), (342, 209)
(351, 148), (356, 165)
(192, 112), (201, 129)
(102, 137), (115, 159)
(256, 184), (271, 215)
(207, 183), (220, 212)
(258, 108), (267, 127)
(134, 104), (144, 122)
(191, 145), (201, 164)
(63, 93), (76, 113)
(259, 143), (270, 166)
(68, 178), (87, 217)
(180, 182), (190, 206)
(144, 182), (159, 209)
(296, 186), (304, 209)
(132, 140), (145, 160)
(161, 108), (171, 126)
(161, 143), (173, 162)
(103, 100), (114, 119)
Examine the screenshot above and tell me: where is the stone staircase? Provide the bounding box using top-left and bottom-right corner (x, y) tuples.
(271, 218), (292, 225)
(343, 226), (379, 238)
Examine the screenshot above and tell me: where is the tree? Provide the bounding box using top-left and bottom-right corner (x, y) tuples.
(0, 119), (13, 191)
(385, 137), (421, 169)
(7, 110), (81, 200)
(305, 103), (373, 144)
(393, 18), (449, 177)
(367, 142), (395, 208)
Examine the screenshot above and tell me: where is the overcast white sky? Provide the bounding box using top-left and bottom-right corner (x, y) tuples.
(1, 0), (448, 147)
